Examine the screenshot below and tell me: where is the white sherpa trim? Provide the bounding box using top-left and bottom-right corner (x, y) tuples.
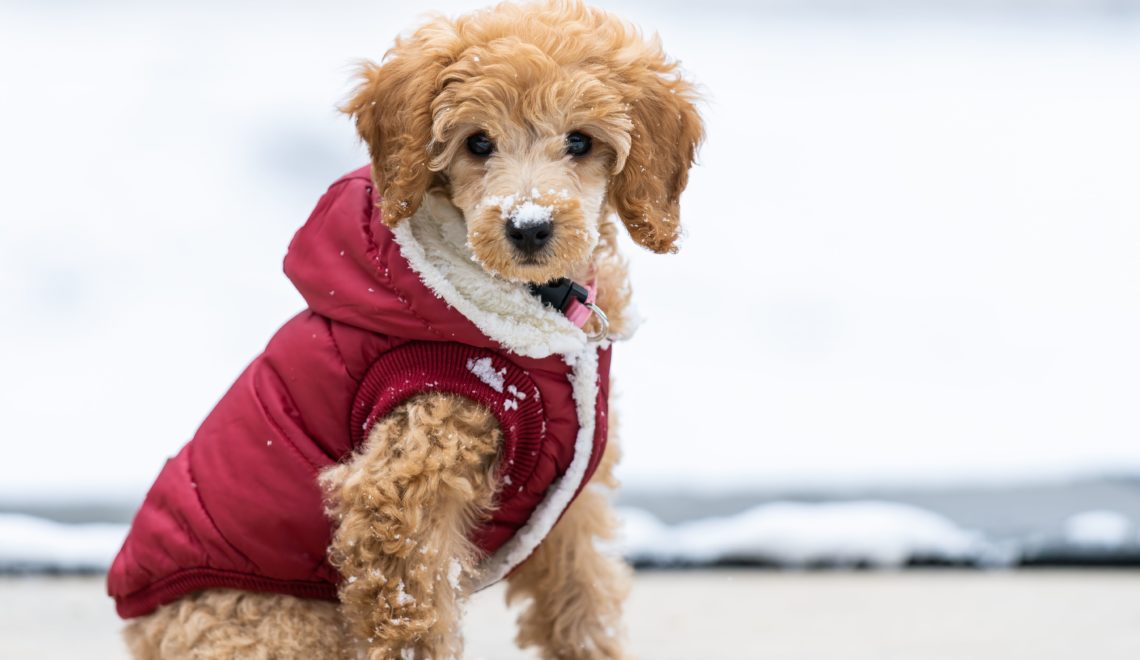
(390, 192), (600, 589)
(392, 192), (588, 360)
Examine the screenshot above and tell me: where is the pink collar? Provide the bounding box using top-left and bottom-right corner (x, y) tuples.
(563, 280), (597, 328)
(528, 278), (609, 340)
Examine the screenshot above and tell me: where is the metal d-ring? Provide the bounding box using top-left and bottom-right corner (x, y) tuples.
(585, 303), (609, 343)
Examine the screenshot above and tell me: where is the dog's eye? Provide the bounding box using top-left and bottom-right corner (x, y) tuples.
(565, 131), (592, 157)
(466, 132), (495, 157)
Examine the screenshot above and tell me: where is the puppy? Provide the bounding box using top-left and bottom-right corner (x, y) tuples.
(109, 2), (702, 658)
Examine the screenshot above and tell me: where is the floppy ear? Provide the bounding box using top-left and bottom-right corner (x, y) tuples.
(342, 26), (456, 225)
(608, 68), (704, 253)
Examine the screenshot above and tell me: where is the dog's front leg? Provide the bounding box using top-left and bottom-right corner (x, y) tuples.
(506, 443), (632, 660)
(321, 393), (501, 659)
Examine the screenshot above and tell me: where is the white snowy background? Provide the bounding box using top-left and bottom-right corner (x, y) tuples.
(2, 0), (1140, 567)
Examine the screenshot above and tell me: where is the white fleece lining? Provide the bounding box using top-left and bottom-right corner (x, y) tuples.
(390, 192), (598, 590)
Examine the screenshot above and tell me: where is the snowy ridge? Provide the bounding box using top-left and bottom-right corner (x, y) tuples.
(617, 502), (1140, 568)
(7, 503), (1140, 573)
(0, 514), (127, 572)
(618, 502), (1000, 567)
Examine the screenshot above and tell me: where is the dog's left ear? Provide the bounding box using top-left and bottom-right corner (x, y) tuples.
(342, 21), (457, 226)
(608, 65), (704, 253)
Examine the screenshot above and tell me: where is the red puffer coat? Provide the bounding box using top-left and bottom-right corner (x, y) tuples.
(107, 166), (610, 618)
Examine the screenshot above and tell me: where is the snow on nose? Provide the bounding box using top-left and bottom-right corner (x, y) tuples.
(508, 201), (553, 228)
(482, 194), (555, 229)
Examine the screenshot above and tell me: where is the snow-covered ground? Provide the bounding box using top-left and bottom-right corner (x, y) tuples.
(9, 571), (1140, 660)
(2, 3), (1140, 504)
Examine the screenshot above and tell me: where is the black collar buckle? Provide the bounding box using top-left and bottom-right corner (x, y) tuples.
(528, 278), (590, 313)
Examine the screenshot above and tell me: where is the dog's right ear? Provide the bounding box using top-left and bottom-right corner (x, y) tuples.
(342, 25), (456, 226)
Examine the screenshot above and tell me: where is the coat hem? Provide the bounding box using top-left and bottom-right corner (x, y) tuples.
(113, 568), (338, 619)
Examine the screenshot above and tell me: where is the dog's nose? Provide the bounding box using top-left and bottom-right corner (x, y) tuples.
(505, 220), (553, 255)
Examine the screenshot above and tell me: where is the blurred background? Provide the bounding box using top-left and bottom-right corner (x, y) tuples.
(2, 0), (1140, 657)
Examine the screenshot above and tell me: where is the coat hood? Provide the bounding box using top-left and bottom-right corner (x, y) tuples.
(284, 167), (590, 360)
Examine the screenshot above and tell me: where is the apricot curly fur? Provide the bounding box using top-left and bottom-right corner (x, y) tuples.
(506, 409), (631, 660)
(507, 487), (632, 660)
(320, 392), (502, 660)
(121, 590), (347, 659)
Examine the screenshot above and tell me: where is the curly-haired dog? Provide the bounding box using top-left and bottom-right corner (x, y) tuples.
(109, 1), (702, 657)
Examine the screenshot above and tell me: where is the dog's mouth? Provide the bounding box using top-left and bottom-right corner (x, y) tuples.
(512, 259), (567, 289)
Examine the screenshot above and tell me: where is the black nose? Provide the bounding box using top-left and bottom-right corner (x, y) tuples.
(505, 221), (553, 255)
